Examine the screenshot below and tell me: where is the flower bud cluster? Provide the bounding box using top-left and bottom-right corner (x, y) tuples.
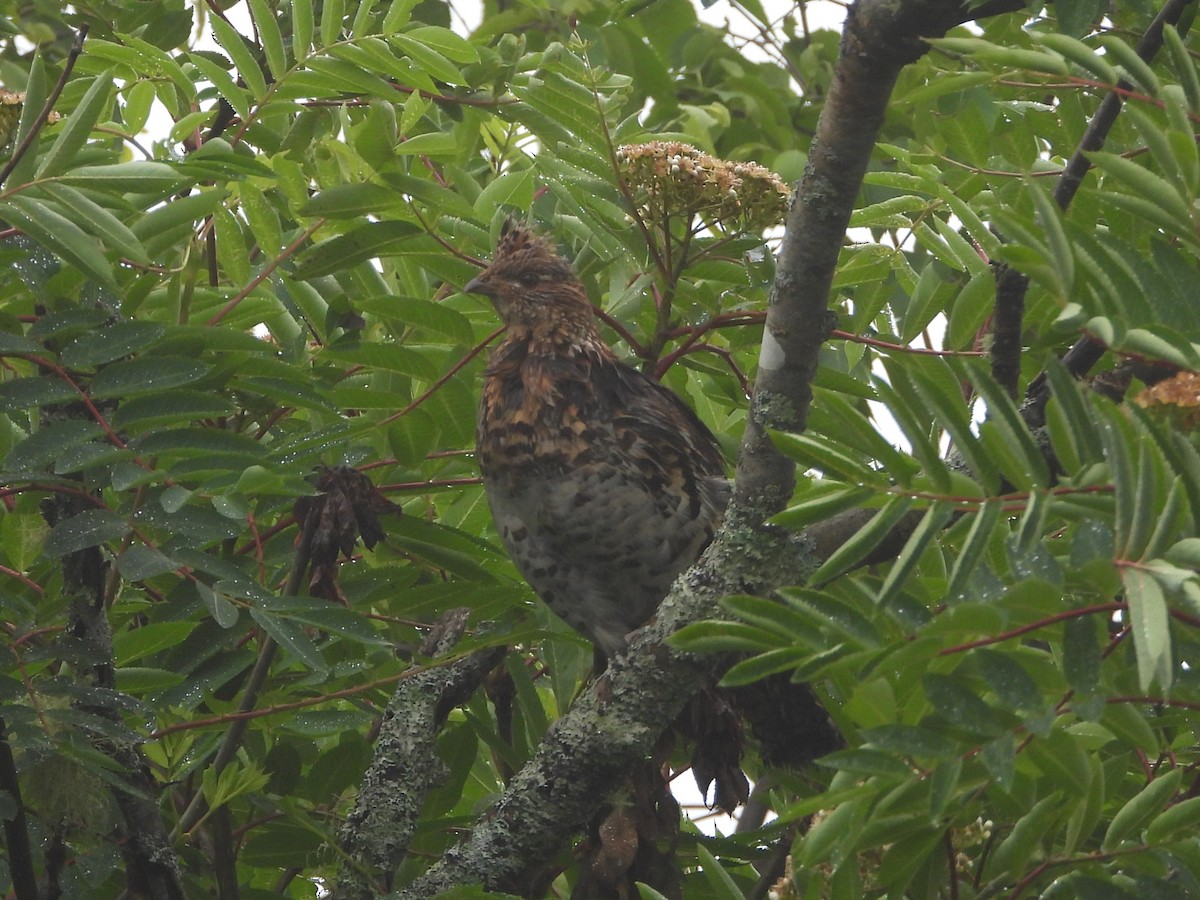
(615, 140), (791, 233)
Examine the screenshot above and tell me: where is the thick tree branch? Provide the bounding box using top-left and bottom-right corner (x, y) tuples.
(400, 523), (824, 897)
(735, 0), (1012, 516)
(0, 714), (37, 900)
(334, 610), (505, 900)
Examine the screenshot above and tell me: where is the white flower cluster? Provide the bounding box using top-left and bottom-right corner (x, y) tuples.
(615, 140), (791, 233)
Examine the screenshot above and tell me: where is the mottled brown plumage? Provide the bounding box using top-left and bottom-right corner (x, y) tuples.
(470, 221), (730, 657)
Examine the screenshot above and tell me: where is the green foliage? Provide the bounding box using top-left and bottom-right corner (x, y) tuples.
(1, 0), (1199, 897)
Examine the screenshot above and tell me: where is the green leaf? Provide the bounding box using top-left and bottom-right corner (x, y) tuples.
(0, 376), (79, 412)
(876, 502), (953, 605)
(301, 182), (400, 217)
(291, 0), (313, 58)
(197, 582), (240, 628)
(923, 672), (1000, 737)
(6, 420), (103, 471)
(59, 321), (165, 369)
(1031, 32), (1117, 81)
(973, 648), (1044, 717)
(131, 427), (265, 459)
(53, 161), (187, 193)
(115, 545), (182, 581)
(393, 132), (459, 156)
(972, 368), (1050, 490)
(115, 667), (185, 693)
(320, 0), (344, 46)
(862, 723), (957, 759)
(43, 508), (128, 556)
(1088, 151), (1193, 231)
(294, 221), (422, 279)
(405, 25), (479, 64)
(250, 608), (327, 672)
(113, 390), (235, 429)
(89, 357), (210, 399)
(390, 32), (465, 85)
(0, 195), (115, 286)
(209, 12), (267, 98)
(33, 183), (149, 264)
(809, 495), (915, 585)
(769, 431), (883, 484)
(1, 512), (48, 571)
(989, 792), (1065, 879)
(37, 71), (115, 178)
(6, 52), (47, 187)
(1121, 566), (1173, 692)
(770, 482), (875, 530)
(1103, 768), (1181, 851)
(1144, 795), (1200, 846)
(695, 843), (745, 897)
(945, 500), (1001, 600)
(1097, 34), (1161, 95)
(186, 52), (251, 119)
(1063, 614), (1102, 699)
(248, 0), (287, 80)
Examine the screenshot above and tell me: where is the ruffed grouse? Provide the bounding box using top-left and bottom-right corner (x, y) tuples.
(470, 220), (730, 657)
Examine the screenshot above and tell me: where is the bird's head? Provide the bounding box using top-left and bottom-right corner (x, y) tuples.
(465, 219), (602, 347)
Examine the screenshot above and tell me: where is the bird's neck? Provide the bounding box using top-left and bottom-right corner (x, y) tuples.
(499, 318), (614, 361)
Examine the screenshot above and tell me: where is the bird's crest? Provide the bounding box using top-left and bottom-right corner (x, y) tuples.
(495, 217), (553, 262)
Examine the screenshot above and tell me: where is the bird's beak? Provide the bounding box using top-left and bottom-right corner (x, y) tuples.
(464, 275), (489, 296)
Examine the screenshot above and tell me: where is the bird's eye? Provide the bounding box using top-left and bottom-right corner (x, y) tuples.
(518, 272), (540, 287)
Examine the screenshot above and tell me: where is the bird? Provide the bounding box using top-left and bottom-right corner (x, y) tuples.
(467, 221), (841, 835)
(469, 219), (731, 659)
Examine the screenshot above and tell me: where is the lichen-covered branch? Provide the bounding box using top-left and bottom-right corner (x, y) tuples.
(47, 494), (185, 900)
(735, 0), (1020, 516)
(400, 525), (823, 897)
(334, 610), (505, 899)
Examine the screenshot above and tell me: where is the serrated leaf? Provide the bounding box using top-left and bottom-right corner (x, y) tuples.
(294, 221), (422, 278)
(6, 420), (103, 471)
(250, 608), (327, 672)
(37, 71), (115, 178)
(0, 195), (115, 287)
(44, 508), (128, 556)
(115, 545), (182, 581)
(1121, 566), (1173, 692)
(59, 322), (165, 369)
(34, 183), (148, 264)
(53, 161), (187, 193)
(89, 357), (209, 399)
(113, 390), (235, 429)
(209, 12), (267, 98)
(301, 182), (401, 218)
(0, 376), (79, 412)
(810, 495), (915, 585)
